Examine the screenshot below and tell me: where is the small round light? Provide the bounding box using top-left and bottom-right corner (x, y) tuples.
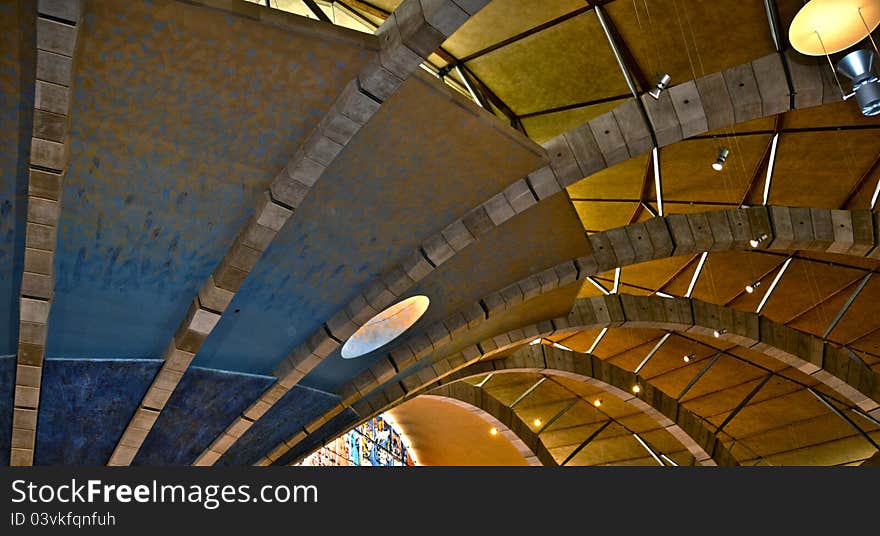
(533, 418), (542, 427)
(489, 427), (498, 436)
(711, 161), (723, 171)
(745, 281), (761, 294)
(593, 399), (602, 407)
(632, 384), (641, 394)
(713, 328), (727, 338)
(749, 239), (759, 248)
(683, 354), (693, 363)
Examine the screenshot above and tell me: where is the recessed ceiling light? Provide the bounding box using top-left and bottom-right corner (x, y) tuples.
(533, 418), (542, 427)
(749, 233), (768, 248)
(745, 280), (762, 294)
(712, 148), (729, 171)
(648, 73), (671, 99)
(489, 427), (498, 436)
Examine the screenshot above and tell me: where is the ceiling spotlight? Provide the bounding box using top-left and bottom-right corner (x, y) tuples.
(632, 384), (641, 394)
(745, 280), (762, 294)
(489, 427), (498, 436)
(713, 328), (727, 338)
(593, 399), (602, 407)
(683, 353), (694, 363)
(533, 418), (542, 427)
(529, 338), (542, 345)
(712, 148), (730, 171)
(648, 73), (672, 99)
(749, 233), (768, 248)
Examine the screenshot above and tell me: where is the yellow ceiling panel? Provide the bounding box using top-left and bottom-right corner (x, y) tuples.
(660, 135), (772, 204)
(523, 98), (628, 144)
(575, 201), (637, 231)
(442, 0), (586, 59)
(760, 130), (880, 208)
(567, 152), (649, 200)
(603, 0), (776, 87)
(466, 11), (629, 114)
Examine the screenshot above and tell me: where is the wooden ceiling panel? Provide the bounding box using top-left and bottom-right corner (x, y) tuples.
(575, 201), (639, 231)
(466, 12), (630, 115)
(659, 136), (772, 204)
(764, 434), (880, 466)
(762, 131), (880, 208)
(442, 0), (586, 59)
(728, 258), (864, 325)
(591, 327), (667, 360)
(690, 251), (788, 306)
(678, 355), (765, 405)
(568, 153), (650, 201)
(824, 277), (880, 345)
(615, 256), (695, 292)
(721, 385), (828, 439)
(603, 0), (776, 88)
(523, 98), (627, 144)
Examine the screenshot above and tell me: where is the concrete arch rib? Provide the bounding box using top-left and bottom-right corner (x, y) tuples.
(429, 343), (739, 466)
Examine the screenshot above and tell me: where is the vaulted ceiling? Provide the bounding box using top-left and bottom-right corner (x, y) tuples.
(1, 0), (878, 467)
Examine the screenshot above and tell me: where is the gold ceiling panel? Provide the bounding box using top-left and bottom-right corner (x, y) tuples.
(615, 256), (695, 291)
(574, 201), (637, 231)
(722, 387), (830, 439)
(466, 11), (629, 115)
(592, 327), (666, 360)
(442, 0), (585, 59)
(783, 100), (880, 129)
(603, 0), (776, 86)
(678, 355), (765, 405)
(567, 152), (649, 200)
(523, 98), (628, 144)
(660, 136), (772, 204)
(730, 258), (864, 325)
(760, 130), (880, 208)
(765, 434), (879, 466)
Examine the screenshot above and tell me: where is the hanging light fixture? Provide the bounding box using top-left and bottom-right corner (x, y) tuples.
(648, 73), (672, 99)
(712, 148), (729, 171)
(749, 233), (768, 248)
(713, 328), (727, 338)
(745, 280), (762, 294)
(788, 0), (880, 116)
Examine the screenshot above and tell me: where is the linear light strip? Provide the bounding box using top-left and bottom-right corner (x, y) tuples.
(659, 454), (679, 467)
(552, 342), (573, 351)
(612, 267), (621, 294)
(684, 252), (708, 298)
(455, 65), (485, 109)
(586, 276), (611, 295)
(509, 377), (546, 409)
(634, 333), (672, 374)
(756, 257), (792, 313)
(654, 291), (675, 298)
(653, 147), (663, 216)
(823, 273), (872, 339)
(762, 133), (779, 206)
(641, 201), (658, 217)
(633, 433), (664, 466)
(871, 177), (880, 210)
(587, 327), (608, 354)
(476, 373), (494, 388)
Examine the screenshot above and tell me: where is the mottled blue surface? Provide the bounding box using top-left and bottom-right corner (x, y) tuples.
(0, 355), (15, 466)
(0, 1), (34, 354)
(217, 384), (341, 466)
(273, 407), (360, 466)
(45, 0), (373, 361)
(35, 359), (162, 466)
(133, 366), (274, 466)
(196, 75), (544, 375)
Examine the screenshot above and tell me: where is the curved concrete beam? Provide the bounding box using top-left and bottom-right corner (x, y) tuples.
(11, 0), (82, 466)
(202, 48), (852, 464)
(429, 343), (739, 466)
(258, 200), (880, 464)
(421, 387), (550, 466)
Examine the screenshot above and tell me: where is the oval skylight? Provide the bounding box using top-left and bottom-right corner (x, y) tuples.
(340, 295), (430, 359)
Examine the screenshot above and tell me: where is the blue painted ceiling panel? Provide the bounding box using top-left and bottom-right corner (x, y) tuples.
(273, 407), (360, 466)
(45, 0), (374, 361)
(195, 74), (544, 375)
(217, 384), (340, 466)
(133, 366), (274, 466)
(34, 359), (162, 466)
